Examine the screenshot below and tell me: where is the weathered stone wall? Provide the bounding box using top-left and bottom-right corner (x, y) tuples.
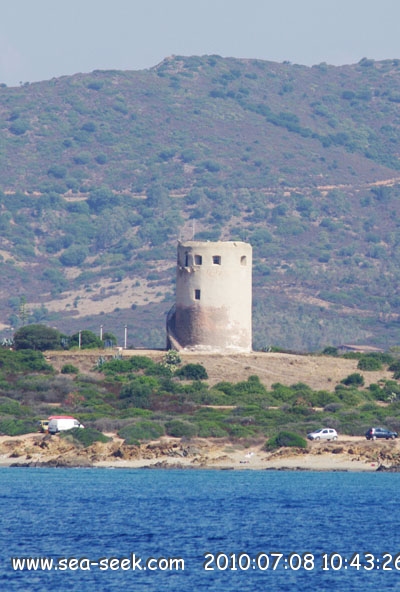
(174, 240), (252, 352)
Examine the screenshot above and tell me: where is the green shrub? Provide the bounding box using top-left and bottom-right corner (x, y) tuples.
(368, 383), (385, 400)
(100, 359), (133, 374)
(59, 246), (88, 267)
(119, 376), (158, 408)
(388, 360), (400, 374)
(322, 346), (338, 356)
(0, 419), (36, 436)
(342, 352), (364, 360)
(175, 363), (208, 380)
(335, 385), (362, 406)
(0, 349), (54, 373)
(100, 356), (157, 375)
(343, 352), (393, 364)
(341, 373), (364, 386)
(226, 376), (267, 400)
(48, 165), (67, 179)
(128, 356), (158, 371)
(165, 420), (197, 438)
(9, 119), (29, 135)
(185, 388), (231, 405)
(195, 421), (229, 438)
(119, 411), (153, 423)
(358, 402), (379, 413)
(309, 390), (340, 407)
(225, 424), (256, 438)
(213, 381), (235, 396)
(369, 380), (400, 402)
(95, 153), (107, 164)
(69, 330), (102, 350)
(145, 363), (174, 378)
(14, 325), (63, 351)
(357, 357), (382, 371)
(270, 383), (297, 403)
(0, 398), (25, 416)
(60, 427), (111, 447)
(118, 421), (164, 443)
(61, 364), (79, 374)
(265, 431), (307, 450)
(323, 402), (343, 412)
(73, 151), (91, 165)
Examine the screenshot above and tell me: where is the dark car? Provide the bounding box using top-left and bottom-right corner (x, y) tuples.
(365, 427), (398, 440)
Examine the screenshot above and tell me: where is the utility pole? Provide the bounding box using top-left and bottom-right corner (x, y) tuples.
(19, 296), (29, 326)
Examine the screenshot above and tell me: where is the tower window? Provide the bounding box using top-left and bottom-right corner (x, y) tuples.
(212, 255), (221, 265)
(185, 252), (189, 267)
(194, 254), (202, 265)
(194, 289), (201, 300)
(241, 256), (247, 266)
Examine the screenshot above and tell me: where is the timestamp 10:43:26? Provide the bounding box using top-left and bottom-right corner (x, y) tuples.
(203, 552), (400, 571)
(322, 552), (400, 571)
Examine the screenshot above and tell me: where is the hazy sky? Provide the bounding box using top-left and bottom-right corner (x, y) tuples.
(1, 0), (400, 87)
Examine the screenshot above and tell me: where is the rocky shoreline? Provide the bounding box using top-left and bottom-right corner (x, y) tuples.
(2, 432), (400, 471)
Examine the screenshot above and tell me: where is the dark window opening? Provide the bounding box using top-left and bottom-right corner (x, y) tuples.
(194, 289), (201, 300)
(212, 255), (221, 265)
(194, 254), (202, 265)
(241, 256), (247, 266)
(185, 252), (189, 266)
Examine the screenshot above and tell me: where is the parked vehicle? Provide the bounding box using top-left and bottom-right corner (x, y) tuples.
(365, 427), (398, 440)
(38, 416), (75, 433)
(37, 419), (49, 433)
(307, 428), (338, 441)
(48, 416), (84, 434)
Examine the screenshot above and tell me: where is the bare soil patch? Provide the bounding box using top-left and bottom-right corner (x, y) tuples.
(31, 276), (169, 318)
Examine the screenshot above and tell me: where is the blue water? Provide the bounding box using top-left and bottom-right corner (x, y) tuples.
(1, 469), (400, 591)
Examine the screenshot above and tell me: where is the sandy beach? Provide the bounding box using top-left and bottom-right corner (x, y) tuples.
(0, 432), (397, 472)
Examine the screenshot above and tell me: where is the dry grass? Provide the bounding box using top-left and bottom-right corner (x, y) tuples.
(46, 349), (394, 392)
(30, 275), (169, 318)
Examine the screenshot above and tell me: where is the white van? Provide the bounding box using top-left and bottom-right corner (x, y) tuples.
(48, 416), (84, 434)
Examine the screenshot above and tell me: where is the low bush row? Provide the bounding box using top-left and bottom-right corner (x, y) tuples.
(0, 350), (400, 448)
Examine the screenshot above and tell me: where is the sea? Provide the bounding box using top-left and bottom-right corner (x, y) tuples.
(1, 468), (400, 592)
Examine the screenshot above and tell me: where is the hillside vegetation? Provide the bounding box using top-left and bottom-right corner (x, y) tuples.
(1, 347), (400, 443)
(2, 56), (400, 349)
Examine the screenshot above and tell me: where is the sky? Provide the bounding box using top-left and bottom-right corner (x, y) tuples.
(1, 0), (400, 87)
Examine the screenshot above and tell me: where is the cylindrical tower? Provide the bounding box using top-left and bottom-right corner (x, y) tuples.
(170, 240), (252, 352)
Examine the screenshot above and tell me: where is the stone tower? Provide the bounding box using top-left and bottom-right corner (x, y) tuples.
(167, 240), (252, 352)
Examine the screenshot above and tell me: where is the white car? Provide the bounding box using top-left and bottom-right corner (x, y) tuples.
(307, 428), (338, 441)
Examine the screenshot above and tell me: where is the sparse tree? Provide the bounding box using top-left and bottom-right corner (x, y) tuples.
(14, 324), (62, 351)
